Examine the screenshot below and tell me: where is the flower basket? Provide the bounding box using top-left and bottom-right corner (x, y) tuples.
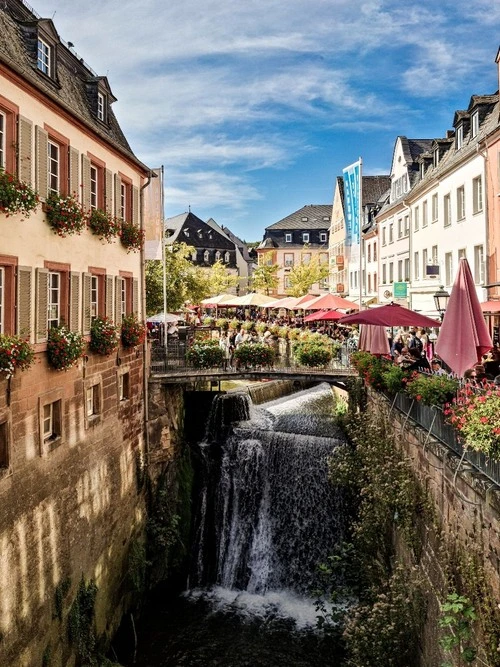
(0, 334), (35, 378)
(47, 326), (85, 371)
(292, 340), (332, 367)
(215, 318), (229, 331)
(405, 373), (459, 406)
(0, 169), (39, 218)
(45, 193), (86, 237)
(120, 220), (144, 253)
(88, 208), (121, 242)
(234, 342), (274, 368)
(445, 386), (500, 457)
(89, 316), (119, 355)
(186, 339), (225, 368)
(121, 314), (146, 347)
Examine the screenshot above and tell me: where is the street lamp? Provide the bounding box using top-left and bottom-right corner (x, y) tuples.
(433, 285), (450, 321)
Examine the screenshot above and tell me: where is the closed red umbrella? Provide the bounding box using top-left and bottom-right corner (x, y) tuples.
(339, 303), (441, 328)
(359, 324), (390, 356)
(303, 309), (344, 322)
(435, 258), (492, 376)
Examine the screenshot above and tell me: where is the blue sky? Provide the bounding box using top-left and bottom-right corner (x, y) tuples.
(34, 0), (500, 242)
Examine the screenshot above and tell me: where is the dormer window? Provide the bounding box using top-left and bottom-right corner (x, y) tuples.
(433, 149), (440, 168)
(320, 232), (327, 243)
(224, 251), (230, 263)
(301, 216), (308, 222)
(285, 233), (292, 243)
(203, 250), (209, 262)
(215, 251), (221, 262)
(456, 125), (463, 150)
(471, 111), (479, 138)
(37, 37), (51, 75)
(302, 233), (309, 243)
(97, 92), (105, 122)
(184, 229), (189, 237)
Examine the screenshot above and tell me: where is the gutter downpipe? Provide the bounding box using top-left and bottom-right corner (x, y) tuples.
(402, 200), (412, 310)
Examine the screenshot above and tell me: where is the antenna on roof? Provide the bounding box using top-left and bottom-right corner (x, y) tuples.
(188, 204), (191, 213)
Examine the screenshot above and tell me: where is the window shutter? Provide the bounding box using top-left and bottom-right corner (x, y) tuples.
(132, 278), (139, 315)
(82, 272), (91, 335)
(115, 276), (123, 322)
(114, 173), (121, 217)
(70, 272), (80, 331)
(17, 116), (33, 185)
(132, 185), (139, 225)
(106, 275), (114, 319)
(16, 266), (32, 340)
(35, 268), (49, 343)
(105, 169), (113, 214)
(35, 125), (48, 200)
(69, 147), (79, 199)
(81, 154), (91, 210)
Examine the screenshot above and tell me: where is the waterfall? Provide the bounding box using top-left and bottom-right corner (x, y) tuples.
(191, 383), (346, 626)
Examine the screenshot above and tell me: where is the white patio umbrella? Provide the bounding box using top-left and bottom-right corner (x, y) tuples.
(228, 292), (276, 307)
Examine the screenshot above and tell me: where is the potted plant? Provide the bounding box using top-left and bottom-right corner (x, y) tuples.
(120, 220), (144, 252)
(121, 314), (146, 347)
(0, 169), (39, 218)
(89, 316), (119, 355)
(47, 325), (86, 371)
(45, 193), (86, 237)
(405, 373), (459, 406)
(186, 339), (225, 368)
(88, 208), (121, 242)
(445, 386), (500, 458)
(215, 318), (229, 331)
(234, 342), (274, 368)
(0, 334), (35, 378)
(292, 340), (332, 367)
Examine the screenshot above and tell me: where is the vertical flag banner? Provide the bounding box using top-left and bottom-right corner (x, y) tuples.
(143, 167), (164, 260)
(342, 160), (361, 247)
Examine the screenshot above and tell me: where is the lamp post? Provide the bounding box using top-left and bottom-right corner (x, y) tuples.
(433, 285), (450, 321)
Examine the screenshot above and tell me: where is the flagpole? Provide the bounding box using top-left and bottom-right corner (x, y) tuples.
(358, 157), (363, 312)
(160, 166), (168, 362)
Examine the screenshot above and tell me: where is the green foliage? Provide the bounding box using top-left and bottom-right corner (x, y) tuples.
(67, 577), (98, 665)
(47, 325), (86, 371)
(54, 577), (71, 622)
(186, 339), (224, 368)
(233, 342), (274, 367)
(292, 340), (332, 367)
(207, 259), (239, 295)
(0, 333), (35, 378)
(381, 364), (407, 395)
(215, 317), (229, 330)
(251, 252), (279, 294)
(89, 316), (119, 355)
(120, 219), (144, 252)
(405, 372), (459, 406)
(349, 351), (388, 391)
(285, 255), (329, 296)
(121, 313), (146, 347)
(0, 168), (39, 218)
(445, 386), (500, 457)
(128, 538), (150, 595)
(439, 593), (477, 664)
(88, 208), (120, 242)
(45, 193), (86, 237)
(228, 318), (240, 330)
(241, 320), (255, 331)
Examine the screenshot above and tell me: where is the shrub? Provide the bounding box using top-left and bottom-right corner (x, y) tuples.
(47, 325), (85, 371)
(288, 328), (301, 340)
(89, 316), (119, 355)
(405, 373), (459, 406)
(0, 334), (35, 378)
(241, 320), (255, 332)
(121, 314), (146, 347)
(120, 219), (144, 252)
(381, 364), (407, 395)
(278, 326), (289, 339)
(45, 193), (86, 237)
(0, 169), (39, 218)
(445, 386), (500, 457)
(186, 339), (225, 368)
(234, 342), (274, 367)
(215, 318), (229, 331)
(228, 318), (240, 330)
(293, 340), (332, 367)
(255, 322), (268, 335)
(202, 316), (214, 327)
(88, 208), (121, 242)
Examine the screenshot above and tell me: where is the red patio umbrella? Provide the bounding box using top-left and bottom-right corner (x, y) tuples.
(339, 303), (441, 328)
(290, 294), (320, 309)
(359, 324), (391, 356)
(435, 258), (492, 376)
(303, 309), (344, 322)
(299, 293), (359, 311)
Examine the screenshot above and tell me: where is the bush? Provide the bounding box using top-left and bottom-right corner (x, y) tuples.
(186, 339), (225, 368)
(215, 318), (229, 331)
(228, 318), (240, 330)
(121, 314), (146, 347)
(234, 342), (274, 367)
(241, 320), (255, 332)
(293, 340), (332, 367)
(202, 316), (214, 326)
(88, 208), (121, 242)
(255, 322), (268, 335)
(0, 334), (35, 378)
(405, 372), (459, 406)
(47, 325), (85, 371)
(381, 364), (407, 395)
(89, 316), (119, 355)
(278, 326), (289, 339)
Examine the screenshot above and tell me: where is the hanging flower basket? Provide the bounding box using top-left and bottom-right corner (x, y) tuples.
(0, 334), (36, 378)
(88, 208), (121, 242)
(121, 314), (146, 347)
(47, 325), (86, 371)
(45, 193), (87, 237)
(120, 220), (144, 252)
(0, 169), (40, 218)
(89, 316), (119, 355)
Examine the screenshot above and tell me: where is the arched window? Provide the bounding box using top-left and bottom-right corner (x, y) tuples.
(204, 250), (210, 263)
(224, 252), (230, 263)
(215, 251), (221, 262)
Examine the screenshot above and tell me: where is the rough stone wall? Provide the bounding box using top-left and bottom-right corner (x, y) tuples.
(370, 391), (500, 665)
(0, 346), (145, 666)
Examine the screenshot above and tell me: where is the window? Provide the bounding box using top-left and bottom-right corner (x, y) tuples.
(456, 125), (463, 150)
(414, 206), (419, 231)
(422, 249), (428, 278)
(398, 218), (402, 239)
(445, 252), (453, 286)
(90, 275), (98, 320)
(97, 92), (105, 122)
(319, 276), (329, 290)
(422, 200), (428, 228)
(373, 243), (377, 261)
(404, 258), (410, 282)
(433, 148), (440, 168)
(368, 274), (372, 292)
(203, 250), (209, 263)
(414, 251), (420, 280)
(120, 277), (127, 318)
(382, 264), (387, 285)
(90, 165), (98, 209)
(389, 223), (393, 243)
(284, 276), (292, 289)
(373, 272), (377, 289)
(457, 186), (465, 221)
(215, 251), (221, 262)
(0, 421), (9, 471)
(432, 245), (438, 264)
(118, 372), (130, 401)
(48, 271), (60, 329)
(471, 111), (479, 138)
(120, 183), (127, 220)
(444, 194), (451, 227)
(302, 253), (311, 264)
(224, 251), (230, 263)
(474, 245), (485, 284)
(284, 253), (294, 267)
(42, 400), (62, 447)
(319, 252), (328, 265)
(285, 233), (292, 243)
(367, 245), (371, 263)
(48, 140), (59, 195)
(302, 233), (309, 243)
(37, 37), (51, 75)
(382, 228), (386, 246)
(86, 384), (100, 418)
(389, 263), (394, 284)
(458, 248), (467, 260)
(403, 216), (409, 237)
(398, 260), (403, 282)
(432, 193), (438, 222)
(320, 232), (327, 243)
(472, 176), (483, 213)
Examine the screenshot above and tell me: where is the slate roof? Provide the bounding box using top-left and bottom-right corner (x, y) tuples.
(265, 205), (332, 231)
(402, 138), (435, 163)
(361, 176), (391, 206)
(0, 0), (148, 172)
(164, 212), (234, 250)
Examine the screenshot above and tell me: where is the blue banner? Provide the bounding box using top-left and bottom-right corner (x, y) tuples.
(342, 161), (361, 247)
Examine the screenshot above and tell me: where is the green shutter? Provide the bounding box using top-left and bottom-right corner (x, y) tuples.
(106, 275), (114, 319)
(132, 185), (139, 225)
(132, 278), (139, 316)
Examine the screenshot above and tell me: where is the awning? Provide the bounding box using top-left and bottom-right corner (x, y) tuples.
(481, 301), (500, 313)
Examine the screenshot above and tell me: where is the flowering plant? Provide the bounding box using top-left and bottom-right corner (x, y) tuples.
(405, 373), (459, 406)
(0, 334), (35, 378)
(120, 220), (144, 252)
(0, 169), (40, 218)
(234, 342), (274, 367)
(215, 318), (229, 331)
(47, 325), (85, 371)
(88, 208), (121, 242)
(45, 193), (86, 237)
(121, 314), (146, 347)
(292, 340), (332, 367)
(445, 386), (500, 457)
(186, 339), (225, 368)
(89, 316), (119, 355)
(350, 350), (388, 390)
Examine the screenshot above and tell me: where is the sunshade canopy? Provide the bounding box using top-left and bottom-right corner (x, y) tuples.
(481, 301), (500, 313)
(227, 292), (277, 307)
(200, 293), (235, 306)
(303, 309), (345, 322)
(299, 293), (359, 311)
(359, 324), (391, 356)
(146, 312), (182, 324)
(339, 303), (441, 328)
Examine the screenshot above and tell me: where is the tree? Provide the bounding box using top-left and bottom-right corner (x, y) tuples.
(251, 252), (279, 295)
(286, 256), (329, 296)
(208, 260), (240, 296)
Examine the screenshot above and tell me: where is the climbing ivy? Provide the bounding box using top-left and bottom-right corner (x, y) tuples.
(439, 592), (477, 665)
(67, 576), (98, 666)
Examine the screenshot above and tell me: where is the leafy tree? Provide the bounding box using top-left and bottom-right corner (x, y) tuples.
(208, 260), (240, 296)
(251, 252), (279, 295)
(286, 255), (329, 296)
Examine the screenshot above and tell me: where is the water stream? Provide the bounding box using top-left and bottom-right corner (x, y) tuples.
(134, 383), (348, 666)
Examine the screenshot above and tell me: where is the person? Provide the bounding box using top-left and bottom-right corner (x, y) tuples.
(407, 328), (423, 356)
(391, 334), (404, 359)
(395, 346), (413, 369)
(430, 359), (448, 376)
(167, 321), (179, 337)
(219, 332), (231, 369)
(406, 347), (431, 373)
(234, 328), (245, 348)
